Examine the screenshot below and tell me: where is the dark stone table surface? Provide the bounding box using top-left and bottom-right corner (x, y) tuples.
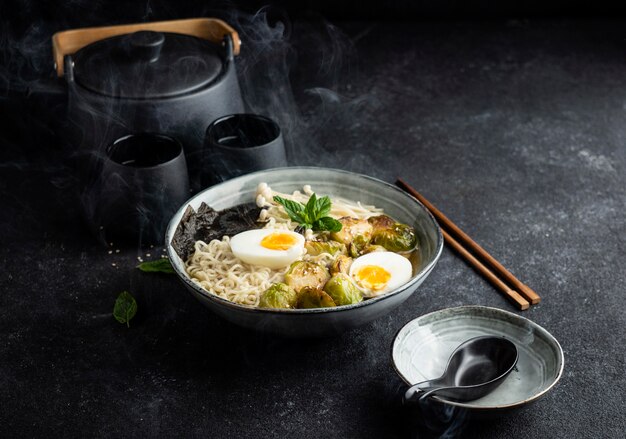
(1, 18), (625, 438)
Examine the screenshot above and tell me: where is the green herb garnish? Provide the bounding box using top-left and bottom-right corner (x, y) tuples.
(137, 258), (175, 274)
(273, 193), (342, 233)
(113, 291), (137, 328)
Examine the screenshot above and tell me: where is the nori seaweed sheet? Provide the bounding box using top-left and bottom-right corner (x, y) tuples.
(171, 202), (262, 260)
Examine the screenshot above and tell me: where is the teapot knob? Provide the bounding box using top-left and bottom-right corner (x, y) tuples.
(129, 31), (165, 62)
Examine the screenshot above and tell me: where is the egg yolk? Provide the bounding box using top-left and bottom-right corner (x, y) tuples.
(260, 233), (298, 251)
(354, 265), (391, 290)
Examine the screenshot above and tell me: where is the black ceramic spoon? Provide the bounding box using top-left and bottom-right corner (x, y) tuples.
(403, 336), (518, 404)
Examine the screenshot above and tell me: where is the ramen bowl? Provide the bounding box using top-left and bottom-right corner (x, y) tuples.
(166, 167), (443, 337)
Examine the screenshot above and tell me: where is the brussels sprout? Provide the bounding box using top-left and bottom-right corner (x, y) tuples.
(371, 223), (417, 252)
(368, 215), (396, 233)
(284, 261), (331, 292)
(296, 287), (336, 309)
(330, 217), (373, 246)
(323, 273), (363, 306)
(305, 240), (346, 257)
(330, 254), (353, 275)
(348, 235), (370, 258)
(259, 283), (298, 309)
(362, 244), (387, 254)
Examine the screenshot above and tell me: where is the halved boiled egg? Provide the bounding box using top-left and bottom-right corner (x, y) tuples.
(229, 229), (305, 269)
(349, 251), (413, 297)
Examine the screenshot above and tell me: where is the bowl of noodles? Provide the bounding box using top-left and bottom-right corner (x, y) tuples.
(166, 167), (443, 337)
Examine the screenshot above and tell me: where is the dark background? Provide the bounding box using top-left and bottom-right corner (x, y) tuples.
(1, 1), (625, 439)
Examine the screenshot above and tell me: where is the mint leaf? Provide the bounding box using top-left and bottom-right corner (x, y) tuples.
(314, 196), (332, 218)
(137, 259), (175, 274)
(273, 196), (307, 224)
(313, 216), (343, 232)
(274, 193), (342, 233)
(113, 291), (137, 328)
(304, 192), (318, 223)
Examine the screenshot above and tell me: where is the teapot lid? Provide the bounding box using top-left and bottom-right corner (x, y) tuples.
(72, 31), (224, 99)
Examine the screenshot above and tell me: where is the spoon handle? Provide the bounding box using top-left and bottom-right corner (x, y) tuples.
(417, 386), (456, 402)
(403, 382), (443, 405)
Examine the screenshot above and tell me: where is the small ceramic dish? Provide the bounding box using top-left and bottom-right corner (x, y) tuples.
(166, 167), (443, 337)
(392, 306), (564, 413)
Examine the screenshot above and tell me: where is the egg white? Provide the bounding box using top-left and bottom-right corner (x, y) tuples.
(349, 251), (413, 297)
(229, 229), (305, 269)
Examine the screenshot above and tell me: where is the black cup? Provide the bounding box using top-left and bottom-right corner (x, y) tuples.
(87, 133), (189, 245)
(205, 113), (287, 184)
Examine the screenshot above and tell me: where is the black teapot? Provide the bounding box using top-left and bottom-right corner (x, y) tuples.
(53, 18), (245, 188)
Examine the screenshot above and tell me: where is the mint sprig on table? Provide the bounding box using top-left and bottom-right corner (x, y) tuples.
(113, 291), (137, 328)
(273, 193), (342, 233)
(137, 258), (175, 274)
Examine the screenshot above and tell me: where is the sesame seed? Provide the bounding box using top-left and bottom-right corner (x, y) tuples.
(115, 249), (120, 253)
(108, 250), (112, 254)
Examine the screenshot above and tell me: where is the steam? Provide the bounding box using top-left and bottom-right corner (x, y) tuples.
(415, 400), (469, 438)
(0, 3), (362, 247)
(227, 9), (303, 160)
(223, 8), (360, 165)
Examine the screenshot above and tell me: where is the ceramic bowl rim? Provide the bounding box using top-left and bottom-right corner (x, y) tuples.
(165, 166), (444, 315)
(390, 305), (565, 410)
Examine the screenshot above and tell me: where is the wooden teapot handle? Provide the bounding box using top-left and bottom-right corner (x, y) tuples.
(52, 18), (241, 76)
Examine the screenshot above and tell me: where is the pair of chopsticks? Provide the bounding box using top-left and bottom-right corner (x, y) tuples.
(396, 178), (540, 310)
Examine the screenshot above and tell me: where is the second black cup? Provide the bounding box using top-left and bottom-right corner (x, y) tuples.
(205, 113), (287, 184)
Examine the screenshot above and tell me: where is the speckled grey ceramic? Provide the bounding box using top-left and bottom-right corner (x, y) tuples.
(392, 306), (564, 413)
(165, 167), (443, 337)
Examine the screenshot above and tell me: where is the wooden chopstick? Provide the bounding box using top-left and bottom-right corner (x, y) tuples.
(396, 178), (540, 308)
